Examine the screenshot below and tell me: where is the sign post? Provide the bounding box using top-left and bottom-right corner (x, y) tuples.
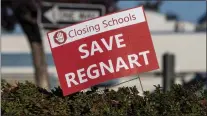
(41, 2), (106, 30)
(47, 6), (159, 96)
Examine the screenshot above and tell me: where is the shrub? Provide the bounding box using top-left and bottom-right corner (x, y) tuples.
(1, 80), (207, 116)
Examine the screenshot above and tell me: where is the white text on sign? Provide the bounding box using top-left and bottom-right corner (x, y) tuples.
(65, 33), (150, 88)
(79, 33), (126, 59)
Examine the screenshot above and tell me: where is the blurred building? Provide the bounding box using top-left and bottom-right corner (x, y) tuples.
(141, 1), (195, 33)
(145, 10), (195, 32)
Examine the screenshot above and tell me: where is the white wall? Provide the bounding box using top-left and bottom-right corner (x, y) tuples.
(152, 33), (206, 72)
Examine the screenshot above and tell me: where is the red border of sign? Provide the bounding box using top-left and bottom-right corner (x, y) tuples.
(46, 5), (157, 95)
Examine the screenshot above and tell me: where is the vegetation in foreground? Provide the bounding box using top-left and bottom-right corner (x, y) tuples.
(1, 80), (207, 116)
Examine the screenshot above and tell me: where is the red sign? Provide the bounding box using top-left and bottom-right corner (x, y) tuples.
(47, 6), (159, 96)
